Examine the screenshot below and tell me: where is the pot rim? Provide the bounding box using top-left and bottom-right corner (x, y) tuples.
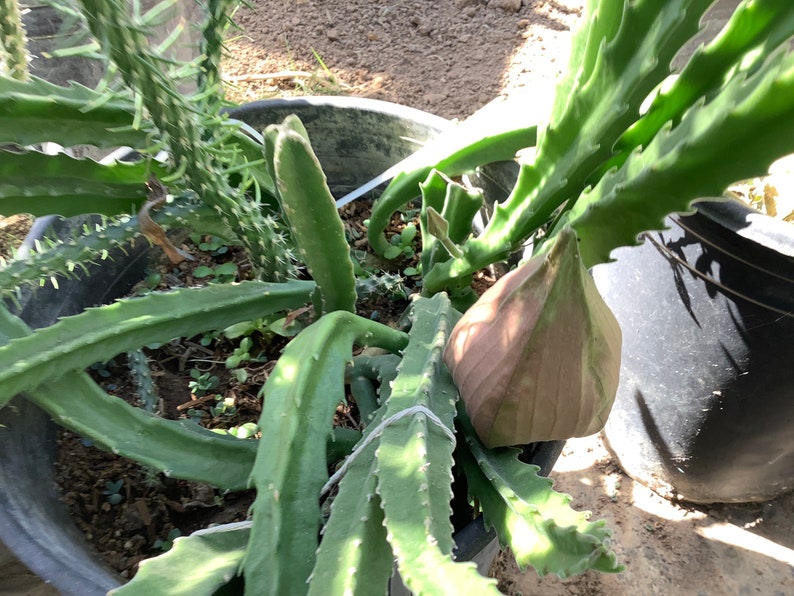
(693, 197), (794, 258)
(225, 95), (451, 135)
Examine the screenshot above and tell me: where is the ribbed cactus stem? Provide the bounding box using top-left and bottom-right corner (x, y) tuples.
(197, 0), (237, 110)
(127, 348), (158, 413)
(0, 0), (29, 81)
(0, 199), (235, 301)
(76, 0), (295, 280)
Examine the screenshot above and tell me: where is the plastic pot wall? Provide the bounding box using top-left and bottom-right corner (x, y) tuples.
(592, 199), (794, 504)
(0, 97), (562, 594)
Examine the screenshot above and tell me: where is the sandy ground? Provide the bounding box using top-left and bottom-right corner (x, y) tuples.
(2, 1), (793, 594)
(493, 435), (794, 595)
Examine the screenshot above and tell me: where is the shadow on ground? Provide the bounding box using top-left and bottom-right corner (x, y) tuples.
(492, 434), (794, 596)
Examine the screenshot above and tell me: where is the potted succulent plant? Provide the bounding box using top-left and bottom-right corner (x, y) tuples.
(2, 0), (794, 594)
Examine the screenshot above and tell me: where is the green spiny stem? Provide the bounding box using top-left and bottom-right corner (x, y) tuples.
(349, 376), (379, 425)
(0, 0), (29, 80)
(28, 372), (256, 490)
(0, 280), (316, 404)
(77, 0), (294, 280)
(517, 0), (711, 230)
(346, 353), (402, 383)
(271, 117), (357, 313)
(310, 354), (406, 594)
(456, 403), (621, 576)
(196, 0), (238, 111)
(612, 0), (794, 165)
(28, 362), (358, 492)
(487, 0), (713, 245)
(440, 180), (484, 245)
(223, 122), (277, 200)
(418, 170), (450, 277)
(127, 348), (158, 413)
(327, 427), (362, 464)
(309, 444), (392, 595)
(243, 312), (408, 594)
(0, 298), (256, 490)
(0, 151), (166, 217)
(561, 46), (794, 267)
(0, 76), (146, 148)
(374, 294), (499, 595)
(0, 199), (236, 301)
(1, 304), (360, 493)
(419, 173), (483, 286)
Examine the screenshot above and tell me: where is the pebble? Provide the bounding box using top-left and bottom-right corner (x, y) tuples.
(488, 0), (522, 13)
(423, 93), (448, 105)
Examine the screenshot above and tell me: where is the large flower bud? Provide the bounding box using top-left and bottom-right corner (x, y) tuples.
(444, 227), (622, 448)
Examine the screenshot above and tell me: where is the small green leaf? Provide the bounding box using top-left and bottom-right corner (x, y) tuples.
(384, 245), (402, 259)
(193, 266), (214, 278)
(401, 223), (417, 244)
(214, 261), (238, 277)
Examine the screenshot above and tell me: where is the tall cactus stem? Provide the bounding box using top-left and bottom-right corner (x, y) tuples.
(0, 0), (29, 81)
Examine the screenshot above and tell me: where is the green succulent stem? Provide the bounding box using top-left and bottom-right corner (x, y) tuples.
(0, 280), (315, 404)
(423, 0), (794, 292)
(375, 294), (500, 595)
(270, 116), (357, 313)
(0, 76), (145, 148)
(456, 403), (621, 576)
(0, 0), (29, 80)
(243, 311), (408, 594)
(197, 0), (237, 111)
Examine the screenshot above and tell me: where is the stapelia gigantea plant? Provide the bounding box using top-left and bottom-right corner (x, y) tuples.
(2, 0), (794, 594)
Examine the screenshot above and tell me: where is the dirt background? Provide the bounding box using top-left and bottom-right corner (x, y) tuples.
(222, 0), (580, 120)
(2, 0), (793, 594)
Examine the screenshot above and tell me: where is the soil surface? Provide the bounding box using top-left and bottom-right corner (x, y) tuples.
(223, 0), (581, 120)
(2, 0), (794, 594)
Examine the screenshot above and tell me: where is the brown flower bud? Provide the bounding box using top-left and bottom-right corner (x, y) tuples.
(444, 227), (622, 448)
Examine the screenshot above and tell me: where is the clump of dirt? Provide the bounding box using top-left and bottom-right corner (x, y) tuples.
(0, 214), (33, 259)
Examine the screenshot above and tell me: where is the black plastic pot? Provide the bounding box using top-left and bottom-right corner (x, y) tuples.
(0, 97), (562, 594)
(592, 199), (794, 504)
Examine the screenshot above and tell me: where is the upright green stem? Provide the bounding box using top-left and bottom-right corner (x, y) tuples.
(197, 0), (237, 111)
(0, 0), (29, 81)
